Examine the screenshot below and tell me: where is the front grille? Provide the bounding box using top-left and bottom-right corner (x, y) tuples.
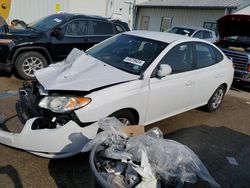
(222, 50), (248, 71)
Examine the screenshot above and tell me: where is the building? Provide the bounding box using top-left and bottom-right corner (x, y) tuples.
(2, 0), (147, 29)
(135, 0), (250, 32)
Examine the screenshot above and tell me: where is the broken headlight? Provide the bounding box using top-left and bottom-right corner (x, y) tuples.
(39, 96), (91, 113)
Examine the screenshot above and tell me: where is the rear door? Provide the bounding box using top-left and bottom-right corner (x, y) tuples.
(190, 42), (224, 107)
(146, 42), (195, 124)
(87, 20), (115, 46)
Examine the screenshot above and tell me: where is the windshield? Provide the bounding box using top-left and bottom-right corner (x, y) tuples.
(87, 34), (168, 75)
(225, 36), (250, 44)
(28, 14), (70, 31)
(168, 27), (195, 36)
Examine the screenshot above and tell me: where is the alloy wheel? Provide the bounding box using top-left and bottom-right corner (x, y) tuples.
(212, 89), (224, 109)
(22, 57), (44, 77)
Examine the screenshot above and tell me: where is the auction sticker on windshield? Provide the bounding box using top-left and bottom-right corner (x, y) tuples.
(123, 57), (145, 66)
(54, 18), (62, 23)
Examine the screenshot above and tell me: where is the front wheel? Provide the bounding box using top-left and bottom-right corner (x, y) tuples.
(204, 85), (226, 112)
(110, 110), (137, 125)
(15, 51), (48, 80)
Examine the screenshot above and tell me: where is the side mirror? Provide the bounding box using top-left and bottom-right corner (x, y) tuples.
(157, 64), (172, 78)
(51, 28), (64, 40)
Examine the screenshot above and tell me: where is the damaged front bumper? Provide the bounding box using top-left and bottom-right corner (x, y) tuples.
(0, 82), (99, 158)
(0, 118), (98, 158)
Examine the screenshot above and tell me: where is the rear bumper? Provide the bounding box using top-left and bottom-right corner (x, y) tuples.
(234, 69), (250, 83)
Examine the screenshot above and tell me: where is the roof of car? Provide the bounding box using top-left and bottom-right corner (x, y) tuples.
(52, 12), (109, 21)
(124, 30), (190, 43)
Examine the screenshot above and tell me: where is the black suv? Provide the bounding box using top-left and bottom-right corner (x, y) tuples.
(0, 13), (130, 79)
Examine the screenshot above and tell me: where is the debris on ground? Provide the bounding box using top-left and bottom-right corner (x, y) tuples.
(82, 118), (220, 188)
(226, 156), (239, 166)
(0, 113), (6, 125)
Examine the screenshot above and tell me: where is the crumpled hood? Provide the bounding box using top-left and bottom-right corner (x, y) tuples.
(35, 49), (139, 91)
(217, 14), (250, 38)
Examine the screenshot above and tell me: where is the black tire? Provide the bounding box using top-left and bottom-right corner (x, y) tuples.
(204, 85), (226, 112)
(110, 110), (137, 125)
(15, 51), (48, 80)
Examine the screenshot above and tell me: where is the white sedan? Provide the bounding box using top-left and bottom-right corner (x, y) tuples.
(0, 31), (234, 158)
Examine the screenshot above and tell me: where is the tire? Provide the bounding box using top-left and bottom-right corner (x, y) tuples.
(204, 85), (226, 112)
(110, 110), (137, 125)
(15, 51), (48, 80)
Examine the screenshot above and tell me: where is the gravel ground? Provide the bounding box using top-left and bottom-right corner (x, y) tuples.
(0, 76), (249, 188)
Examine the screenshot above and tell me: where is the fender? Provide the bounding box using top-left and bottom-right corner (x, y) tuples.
(10, 46), (53, 65)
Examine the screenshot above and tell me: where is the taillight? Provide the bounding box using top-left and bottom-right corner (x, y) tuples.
(247, 64), (250, 72)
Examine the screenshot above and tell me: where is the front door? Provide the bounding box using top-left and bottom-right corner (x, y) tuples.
(51, 19), (92, 61)
(146, 43), (195, 124)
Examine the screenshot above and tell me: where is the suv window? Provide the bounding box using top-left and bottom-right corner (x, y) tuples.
(160, 43), (193, 73)
(195, 43), (217, 68)
(62, 19), (89, 36)
(92, 21), (114, 35)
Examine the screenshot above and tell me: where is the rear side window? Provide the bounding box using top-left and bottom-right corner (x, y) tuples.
(92, 21), (114, 35)
(195, 43), (217, 68)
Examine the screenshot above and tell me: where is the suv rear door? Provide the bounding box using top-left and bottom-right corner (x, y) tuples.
(87, 19), (116, 46)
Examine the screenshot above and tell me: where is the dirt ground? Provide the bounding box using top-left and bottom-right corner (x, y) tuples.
(0, 76), (249, 188)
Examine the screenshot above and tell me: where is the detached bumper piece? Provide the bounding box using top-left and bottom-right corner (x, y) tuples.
(0, 117), (99, 158)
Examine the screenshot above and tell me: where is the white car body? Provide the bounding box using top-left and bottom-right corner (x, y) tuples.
(0, 31), (234, 158)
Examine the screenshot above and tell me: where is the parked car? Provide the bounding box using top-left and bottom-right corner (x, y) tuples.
(168, 26), (218, 43)
(0, 13), (129, 79)
(0, 31), (234, 158)
(215, 14), (250, 83)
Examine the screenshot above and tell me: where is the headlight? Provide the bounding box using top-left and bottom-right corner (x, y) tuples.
(39, 96), (91, 113)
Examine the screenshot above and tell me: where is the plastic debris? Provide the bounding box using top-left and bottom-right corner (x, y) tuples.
(226, 156), (239, 166)
(85, 118), (220, 188)
(132, 150), (158, 188)
(81, 117), (127, 152)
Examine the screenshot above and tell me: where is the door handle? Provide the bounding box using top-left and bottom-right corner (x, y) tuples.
(185, 80), (193, 86)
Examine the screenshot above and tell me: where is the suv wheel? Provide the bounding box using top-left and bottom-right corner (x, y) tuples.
(204, 85), (226, 112)
(15, 51), (48, 80)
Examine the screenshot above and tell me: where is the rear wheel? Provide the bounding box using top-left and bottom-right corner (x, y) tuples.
(204, 85), (226, 112)
(15, 51), (48, 80)
(110, 110), (137, 125)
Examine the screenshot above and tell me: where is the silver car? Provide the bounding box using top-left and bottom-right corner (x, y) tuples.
(168, 26), (218, 43)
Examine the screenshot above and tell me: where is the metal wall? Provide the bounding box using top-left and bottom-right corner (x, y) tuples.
(136, 7), (226, 31)
(7, 0), (70, 23)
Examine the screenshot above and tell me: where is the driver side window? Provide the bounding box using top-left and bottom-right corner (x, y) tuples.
(159, 43), (193, 74)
